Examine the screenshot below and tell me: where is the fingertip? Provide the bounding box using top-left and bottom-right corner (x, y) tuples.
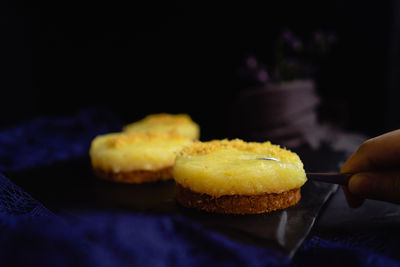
(342, 185), (365, 208)
(348, 173), (372, 196)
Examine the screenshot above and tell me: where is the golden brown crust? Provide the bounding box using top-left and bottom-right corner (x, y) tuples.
(175, 183), (301, 214)
(93, 167), (173, 183)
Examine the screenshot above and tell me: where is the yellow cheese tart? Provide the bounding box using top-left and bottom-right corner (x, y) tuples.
(90, 131), (192, 183)
(173, 139), (307, 214)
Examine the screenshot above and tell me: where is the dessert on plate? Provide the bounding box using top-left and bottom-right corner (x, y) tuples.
(90, 131), (192, 183)
(173, 139), (307, 214)
(90, 113), (199, 183)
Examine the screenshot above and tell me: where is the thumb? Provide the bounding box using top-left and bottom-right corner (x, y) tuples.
(348, 171), (400, 204)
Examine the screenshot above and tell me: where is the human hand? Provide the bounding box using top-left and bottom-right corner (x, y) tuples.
(341, 129), (400, 208)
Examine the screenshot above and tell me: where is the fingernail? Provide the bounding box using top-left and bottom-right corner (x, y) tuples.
(348, 174), (372, 196)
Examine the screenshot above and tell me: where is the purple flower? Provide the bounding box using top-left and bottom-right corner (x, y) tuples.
(257, 70), (269, 83)
(246, 57), (258, 69)
(313, 31), (324, 42)
(282, 29), (294, 42)
(282, 29), (303, 50)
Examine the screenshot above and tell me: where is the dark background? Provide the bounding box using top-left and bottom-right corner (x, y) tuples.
(1, 1), (399, 140)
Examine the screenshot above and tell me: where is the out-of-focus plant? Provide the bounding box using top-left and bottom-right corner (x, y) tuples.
(240, 29), (338, 86)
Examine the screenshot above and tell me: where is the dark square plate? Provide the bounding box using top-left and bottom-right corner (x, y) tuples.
(7, 144), (344, 257)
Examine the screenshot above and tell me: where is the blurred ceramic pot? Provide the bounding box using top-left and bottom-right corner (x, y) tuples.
(228, 79), (322, 148)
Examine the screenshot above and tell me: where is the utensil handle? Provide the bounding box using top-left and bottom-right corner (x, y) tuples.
(307, 173), (353, 185)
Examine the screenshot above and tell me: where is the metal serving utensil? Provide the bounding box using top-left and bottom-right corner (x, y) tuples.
(256, 157), (352, 186)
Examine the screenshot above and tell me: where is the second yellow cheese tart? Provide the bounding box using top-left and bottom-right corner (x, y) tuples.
(90, 131), (193, 183)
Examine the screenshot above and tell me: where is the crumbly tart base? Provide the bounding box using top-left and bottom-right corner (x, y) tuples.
(175, 183), (301, 214)
(93, 167), (173, 183)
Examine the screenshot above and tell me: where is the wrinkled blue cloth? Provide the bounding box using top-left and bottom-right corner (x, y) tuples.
(0, 108), (121, 172)
(0, 108), (399, 267)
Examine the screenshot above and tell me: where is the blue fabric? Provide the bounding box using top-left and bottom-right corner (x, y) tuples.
(0, 108), (121, 172)
(0, 173), (52, 217)
(1, 108), (399, 267)
(0, 211), (290, 267)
